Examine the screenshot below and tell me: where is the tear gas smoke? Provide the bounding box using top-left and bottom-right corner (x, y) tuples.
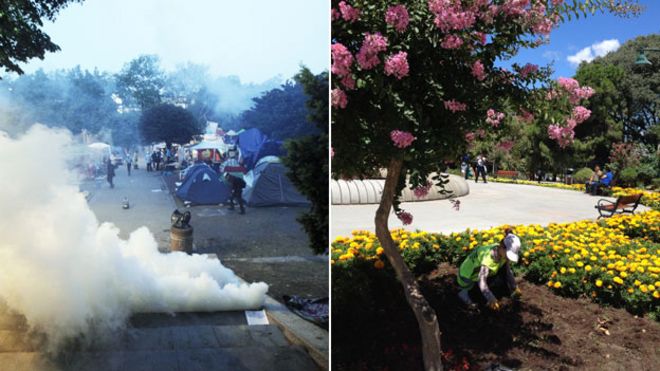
(0, 125), (268, 351)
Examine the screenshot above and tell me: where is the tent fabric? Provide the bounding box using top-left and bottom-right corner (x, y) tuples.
(190, 139), (226, 151)
(243, 160), (309, 207)
(237, 128), (268, 170)
(176, 164), (232, 205)
(254, 140), (285, 165)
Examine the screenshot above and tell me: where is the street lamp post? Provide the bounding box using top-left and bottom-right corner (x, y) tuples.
(635, 48), (660, 65)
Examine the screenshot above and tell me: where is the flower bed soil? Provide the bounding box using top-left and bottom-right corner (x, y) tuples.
(333, 263), (660, 371)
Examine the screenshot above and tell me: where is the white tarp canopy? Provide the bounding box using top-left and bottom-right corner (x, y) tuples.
(190, 139), (226, 151)
(225, 130), (238, 136)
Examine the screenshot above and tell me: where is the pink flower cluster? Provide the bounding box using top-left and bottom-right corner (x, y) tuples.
(572, 106), (591, 124)
(465, 132), (476, 143)
(498, 140), (514, 152)
(331, 43), (353, 77)
(441, 35), (463, 49)
(444, 99), (467, 113)
(338, 1), (360, 22)
(332, 88), (348, 109)
(356, 33), (388, 70)
(519, 63), (538, 78)
(474, 32), (487, 44)
(390, 130), (416, 148)
(413, 181), (432, 198)
(501, 0), (529, 17)
(547, 123), (575, 148)
(519, 110), (535, 123)
(341, 75), (355, 90)
(331, 8), (340, 21)
(472, 60), (486, 81)
(397, 210), (413, 225)
(428, 0), (476, 33)
(558, 77), (595, 104)
(384, 52), (409, 79)
(486, 109), (505, 127)
(385, 5), (409, 33)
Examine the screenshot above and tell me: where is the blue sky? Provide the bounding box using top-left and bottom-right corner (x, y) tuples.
(20, 0), (329, 83)
(508, 0), (660, 78)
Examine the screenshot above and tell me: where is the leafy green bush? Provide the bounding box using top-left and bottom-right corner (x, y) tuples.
(619, 167), (639, 187)
(573, 167), (594, 183)
(635, 163), (657, 185)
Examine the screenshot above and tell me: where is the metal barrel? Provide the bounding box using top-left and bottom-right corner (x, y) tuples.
(170, 226), (193, 254)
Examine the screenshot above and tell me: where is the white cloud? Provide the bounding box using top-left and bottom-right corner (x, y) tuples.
(542, 50), (562, 60)
(567, 39), (620, 66)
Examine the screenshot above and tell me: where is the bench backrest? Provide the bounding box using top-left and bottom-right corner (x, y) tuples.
(616, 194), (642, 208)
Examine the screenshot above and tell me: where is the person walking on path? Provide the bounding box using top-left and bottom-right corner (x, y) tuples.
(457, 229), (522, 310)
(126, 156), (132, 176)
(133, 151), (139, 170)
(461, 153), (472, 180)
(475, 153), (488, 183)
(224, 173), (247, 215)
(106, 159), (116, 188)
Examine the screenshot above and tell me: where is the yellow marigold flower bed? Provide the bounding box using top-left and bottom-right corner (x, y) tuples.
(332, 210), (660, 319)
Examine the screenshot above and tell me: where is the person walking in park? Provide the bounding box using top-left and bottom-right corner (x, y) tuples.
(224, 173), (247, 215)
(456, 229), (522, 310)
(461, 153), (471, 180)
(475, 153), (488, 183)
(106, 159), (116, 189)
(133, 151), (139, 170)
(126, 155), (132, 176)
(585, 165), (603, 193)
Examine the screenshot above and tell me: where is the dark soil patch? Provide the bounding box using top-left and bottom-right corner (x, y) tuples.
(334, 263), (660, 370)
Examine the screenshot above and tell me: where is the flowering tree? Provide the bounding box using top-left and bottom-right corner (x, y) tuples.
(331, 1), (641, 369)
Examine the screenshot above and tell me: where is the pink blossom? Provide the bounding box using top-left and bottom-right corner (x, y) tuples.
(341, 75), (355, 90)
(385, 5), (409, 32)
(441, 35), (463, 49)
(575, 86), (595, 100)
(384, 52), (409, 79)
(332, 88), (348, 109)
(429, 0), (476, 32)
(397, 211), (413, 225)
(519, 63), (538, 78)
(471, 60), (486, 81)
(331, 43), (353, 77)
(565, 118), (577, 129)
(474, 32), (487, 44)
(547, 124), (575, 148)
(390, 130), (416, 148)
(486, 109), (505, 127)
(413, 181), (432, 198)
(572, 106), (591, 124)
(465, 132), (476, 142)
(519, 110), (534, 123)
(444, 99), (467, 113)
(558, 77), (580, 92)
(338, 1), (360, 22)
(552, 0), (564, 6)
(532, 17), (555, 36)
(546, 89), (558, 101)
(331, 8), (340, 21)
(498, 140), (514, 152)
(557, 77), (595, 104)
(356, 33), (388, 70)
(501, 0), (530, 17)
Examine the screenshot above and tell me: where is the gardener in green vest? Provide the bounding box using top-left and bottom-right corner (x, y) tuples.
(457, 229), (522, 310)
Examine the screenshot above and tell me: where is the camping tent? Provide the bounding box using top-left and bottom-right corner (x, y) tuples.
(243, 156), (309, 207)
(237, 128), (285, 169)
(176, 164), (231, 205)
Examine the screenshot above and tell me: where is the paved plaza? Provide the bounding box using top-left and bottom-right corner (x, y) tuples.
(331, 180), (649, 237)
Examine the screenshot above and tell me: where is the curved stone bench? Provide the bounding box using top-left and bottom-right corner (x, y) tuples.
(331, 174), (469, 205)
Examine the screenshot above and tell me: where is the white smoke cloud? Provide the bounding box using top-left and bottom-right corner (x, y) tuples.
(0, 125), (268, 351)
(567, 39), (620, 66)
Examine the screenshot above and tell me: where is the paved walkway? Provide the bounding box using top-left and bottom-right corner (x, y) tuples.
(0, 165), (321, 370)
(331, 181), (649, 237)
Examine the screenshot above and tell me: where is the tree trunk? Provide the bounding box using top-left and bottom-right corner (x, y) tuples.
(374, 158), (444, 371)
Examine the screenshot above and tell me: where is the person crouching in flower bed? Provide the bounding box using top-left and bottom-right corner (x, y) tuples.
(456, 229), (522, 310)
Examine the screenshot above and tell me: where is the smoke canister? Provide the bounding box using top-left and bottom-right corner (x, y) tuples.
(170, 225), (193, 254)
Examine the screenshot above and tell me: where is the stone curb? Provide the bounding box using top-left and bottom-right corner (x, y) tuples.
(204, 254), (328, 370)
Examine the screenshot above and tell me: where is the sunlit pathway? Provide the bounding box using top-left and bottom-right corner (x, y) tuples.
(331, 181), (649, 237)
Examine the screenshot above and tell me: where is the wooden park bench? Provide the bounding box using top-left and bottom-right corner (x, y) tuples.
(496, 170), (519, 180)
(594, 194), (642, 219)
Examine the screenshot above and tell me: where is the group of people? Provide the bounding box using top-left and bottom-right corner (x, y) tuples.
(585, 164), (613, 195)
(461, 153), (489, 183)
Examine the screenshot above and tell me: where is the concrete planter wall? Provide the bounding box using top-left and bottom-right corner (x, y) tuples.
(331, 174), (469, 205)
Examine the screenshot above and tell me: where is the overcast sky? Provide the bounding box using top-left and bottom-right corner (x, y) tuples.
(20, 0), (329, 83)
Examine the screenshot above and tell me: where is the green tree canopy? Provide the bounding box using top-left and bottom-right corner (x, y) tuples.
(0, 0), (82, 75)
(138, 103), (202, 147)
(116, 55), (165, 111)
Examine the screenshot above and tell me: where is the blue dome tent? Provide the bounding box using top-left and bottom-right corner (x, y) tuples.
(176, 164), (231, 205)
